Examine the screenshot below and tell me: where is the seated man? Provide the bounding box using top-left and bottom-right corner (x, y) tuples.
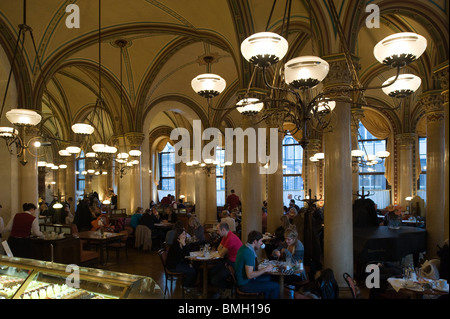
(234, 230), (279, 299)
(210, 222), (243, 298)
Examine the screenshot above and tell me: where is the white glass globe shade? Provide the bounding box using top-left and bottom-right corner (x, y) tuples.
(376, 150), (390, 158)
(312, 99), (336, 114)
(351, 149), (364, 157)
(191, 73), (226, 98)
(6, 109), (41, 126)
(309, 156), (319, 162)
(241, 32), (288, 67)
(37, 161), (47, 167)
(129, 149), (141, 157)
(236, 98), (264, 115)
(59, 164), (67, 169)
(87, 169), (95, 174)
(92, 144), (107, 153)
(71, 123), (94, 135)
(373, 32), (427, 67)
(58, 149), (71, 156)
(85, 152), (97, 158)
(117, 152), (129, 159)
(382, 74), (421, 98)
(66, 146), (81, 154)
(53, 203), (63, 209)
(284, 56), (329, 89)
(0, 126), (18, 138)
(314, 152), (325, 160)
(104, 146), (117, 154)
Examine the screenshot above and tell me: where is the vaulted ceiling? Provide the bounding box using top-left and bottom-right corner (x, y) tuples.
(0, 0), (448, 160)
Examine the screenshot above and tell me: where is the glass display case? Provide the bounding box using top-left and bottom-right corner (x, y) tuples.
(0, 255), (165, 299)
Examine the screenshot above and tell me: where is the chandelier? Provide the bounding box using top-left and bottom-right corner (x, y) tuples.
(113, 39), (141, 178)
(59, 0), (117, 175)
(234, 0), (426, 148)
(0, 0), (43, 165)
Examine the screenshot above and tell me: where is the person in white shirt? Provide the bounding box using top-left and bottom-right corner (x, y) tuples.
(220, 210), (236, 232)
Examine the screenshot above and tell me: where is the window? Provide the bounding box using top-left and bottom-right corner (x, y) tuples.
(357, 122), (390, 208)
(216, 148), (226, 207)
(76, 151), (86, 192)
(159, 142), (175, 198)
(282, 134), (304, 206)
(417, 137), (426, 201)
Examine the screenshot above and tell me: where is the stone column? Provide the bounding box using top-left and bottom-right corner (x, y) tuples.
(304, 139), (322, 200)
(204, 165), (217, 225)
(240, 114), (262, 244)
(127, 132), (145, 212)
(65, 155), (76, 212)
(396, 133), (416, 208)
(351, 108), (364, 202)
(434, 64), (449, 240)
(194, 167), (207, 224)
(265, 116), (284, 234)
(322, 55), (354, 290)
(422, 91), (445, 258)
(19, 127), (40, 206)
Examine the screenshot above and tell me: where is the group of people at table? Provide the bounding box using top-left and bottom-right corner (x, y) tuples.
(164, 217), (305, 299)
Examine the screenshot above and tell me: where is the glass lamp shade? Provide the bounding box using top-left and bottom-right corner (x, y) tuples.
(85, 152), (97, 158)
(66, 146), (81, 154)
(129, 149), (141, 157)
(59, 164), (67, 169)
(0, 126), (18, 138)
(87, 169), (95, 174)
(53, 203), (63, 209)
(58, 149), (71, 156)
(37, 161), (47, 167)
(382, 74), (421, 98)
(376, 150), (390, 158)
(117, 152), (129, 160)
(236, 98), (264, 115)
(191, 73), (226, 98)
(92, 144), (107, 153)
(104, 146), (117, 154)
(284, 56), (329, 89)
(309, 156), (319, 162)
(314, 152), (325, 160)
(46, 163), (54, 168)
(71, 123), (94, 135)
(6, 109), (41, 126)
(241, 32), (288, 67)
(351, 149), (364, 157)
(373, 32), (427, 67)
(313, 99), (336, 114)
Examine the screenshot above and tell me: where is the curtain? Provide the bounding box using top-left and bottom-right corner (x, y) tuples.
(360, 108), (394, 185)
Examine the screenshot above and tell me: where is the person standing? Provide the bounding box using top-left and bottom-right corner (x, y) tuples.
(234, 230), (279, 299)
(226, 189), (241, 210)
(5, 203), (44, 258)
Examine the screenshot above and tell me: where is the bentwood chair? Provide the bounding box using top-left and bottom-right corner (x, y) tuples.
(158, 248), (184, 298)
(343, 272), (358, 299)
(226, 264), (263, 299)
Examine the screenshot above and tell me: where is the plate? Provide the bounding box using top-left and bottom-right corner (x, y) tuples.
(434, 286), (449, 293)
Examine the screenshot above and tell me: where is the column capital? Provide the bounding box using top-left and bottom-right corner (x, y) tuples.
(396, 133), (416, 149)
(420, 90), (444, 123)
(322, 54), (356, 98)
(433, 62), (449, 91)
(125, 132), (145, 148)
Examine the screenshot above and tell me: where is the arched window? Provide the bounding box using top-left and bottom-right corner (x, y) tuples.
(76, 150), (86, 193)
(216, 147), (226, 206)
(282, 134), (303, 206)
(417, 137), (426, 201)
(159, 142), (175, 198)
(358, 122), (390, 208)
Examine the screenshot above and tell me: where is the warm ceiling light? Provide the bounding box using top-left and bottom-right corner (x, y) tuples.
(0, 127), (18, 138)
(66, 146), (81, 154)
(71, 123), (94, 135)
(351, 150), (364, 157)
(373, 32), (427, 67)
(117, 152), (129, 159)
(382, 74), (422, 98)
(85, 152), (97, 158)
(59, 164), (67, 169)
(236, 98), (264, 115)
(240, 32), (289, 67)
(313, 99), (336, 114)
(284, 56), (330, 89)
(92, 144), (106, 153)
(6, 109), (42, 126)
(129, 149), (141, 157)
(314, 152), (325, 160)
(191, 73), (226, 98)
(376, 150), (390, 158)
(58, 149), (71, 156)
(37, 161), (47, 167)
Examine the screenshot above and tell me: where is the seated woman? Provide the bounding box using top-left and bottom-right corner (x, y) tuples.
(162, 207), (177, 223)
(272, 226), (305, 283)
(188, 215), (205, 242)
(166, 228), (198, 292)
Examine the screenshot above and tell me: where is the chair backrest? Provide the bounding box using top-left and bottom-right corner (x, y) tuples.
(343, 272), (357, 299)
(158, 248), (168, 268)
(226, 264), (237, 284)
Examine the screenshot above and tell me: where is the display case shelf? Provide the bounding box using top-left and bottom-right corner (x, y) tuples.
(0, 255), (165, 299)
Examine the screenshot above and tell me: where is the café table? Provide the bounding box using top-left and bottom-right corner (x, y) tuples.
(186, 250), (222, 299)
(76, 231), (126, 265)
(387, 277), (449, 299)
(259, 260), (306, 299)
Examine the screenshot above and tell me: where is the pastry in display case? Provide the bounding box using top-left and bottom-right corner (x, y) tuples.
(0, 255), (165, 299)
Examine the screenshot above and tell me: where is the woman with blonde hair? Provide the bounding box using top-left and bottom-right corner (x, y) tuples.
(188, 215), (205, 242)
(272, 226), (304, 263)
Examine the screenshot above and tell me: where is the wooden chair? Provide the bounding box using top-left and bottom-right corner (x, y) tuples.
(343, 272), (358, 299)
(226, 264), (263, 299)
(158, 248), (184, 298)
(79, 240), (99, 266)
(106, 230), (129, 264)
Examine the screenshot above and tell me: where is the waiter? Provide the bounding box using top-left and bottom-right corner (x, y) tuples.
(5, 203), (44, 258)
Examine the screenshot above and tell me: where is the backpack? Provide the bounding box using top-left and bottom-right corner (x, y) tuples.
(315, 268), (339, 299)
